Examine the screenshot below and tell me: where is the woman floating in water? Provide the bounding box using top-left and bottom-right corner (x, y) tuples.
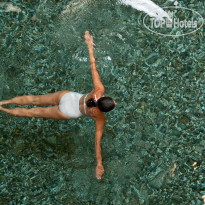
(0, 31), (117, 180)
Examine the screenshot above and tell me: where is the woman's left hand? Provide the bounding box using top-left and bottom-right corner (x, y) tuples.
(84, 31), (93, 47)
(96, 164), (104, 180)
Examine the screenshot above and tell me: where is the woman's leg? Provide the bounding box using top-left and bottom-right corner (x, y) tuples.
(0, 105), (69, 120)
(0, 90), (70, 106)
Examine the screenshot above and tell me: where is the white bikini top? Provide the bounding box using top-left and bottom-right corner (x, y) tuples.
(83, 94), (98, 115)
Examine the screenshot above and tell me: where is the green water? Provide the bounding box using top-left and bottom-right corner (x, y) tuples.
(0, 0), (204, 204)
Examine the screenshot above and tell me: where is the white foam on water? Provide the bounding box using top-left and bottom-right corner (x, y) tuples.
(60, 0), (91, 16)
(0, 2), (21, 12)
(105, 56), (112, 61)
(174, 1), (178, 6)
(120, 0), (172, 21)
(60, 0), (171, 22)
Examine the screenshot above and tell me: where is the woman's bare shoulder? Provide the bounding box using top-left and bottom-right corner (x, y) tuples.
(90, 108), (105, 120)
(89, 89), (104, 100)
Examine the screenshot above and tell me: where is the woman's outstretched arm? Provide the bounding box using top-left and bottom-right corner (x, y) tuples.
(93, 114), (106, 180)
(84, 31), (104, 93)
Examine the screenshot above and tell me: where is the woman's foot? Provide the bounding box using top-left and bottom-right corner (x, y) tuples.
(0, 101), (7, 106)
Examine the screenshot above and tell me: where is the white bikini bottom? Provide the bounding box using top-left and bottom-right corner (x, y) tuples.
(58, 92), (83, 119)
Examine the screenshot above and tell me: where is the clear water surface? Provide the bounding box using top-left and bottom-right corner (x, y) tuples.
(0, 0), (204, 204)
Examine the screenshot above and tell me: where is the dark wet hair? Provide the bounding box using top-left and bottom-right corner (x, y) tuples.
(87, 97), (115, 112)
(87, 98), (97, 107)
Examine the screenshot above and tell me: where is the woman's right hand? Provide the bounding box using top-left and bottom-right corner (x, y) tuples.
(96, 164), (104, 180)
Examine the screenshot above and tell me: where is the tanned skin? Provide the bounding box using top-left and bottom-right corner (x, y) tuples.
(0, 31), (116, 180)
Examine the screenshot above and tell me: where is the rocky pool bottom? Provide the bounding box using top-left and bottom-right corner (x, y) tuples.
(0, 0), (205, 204)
